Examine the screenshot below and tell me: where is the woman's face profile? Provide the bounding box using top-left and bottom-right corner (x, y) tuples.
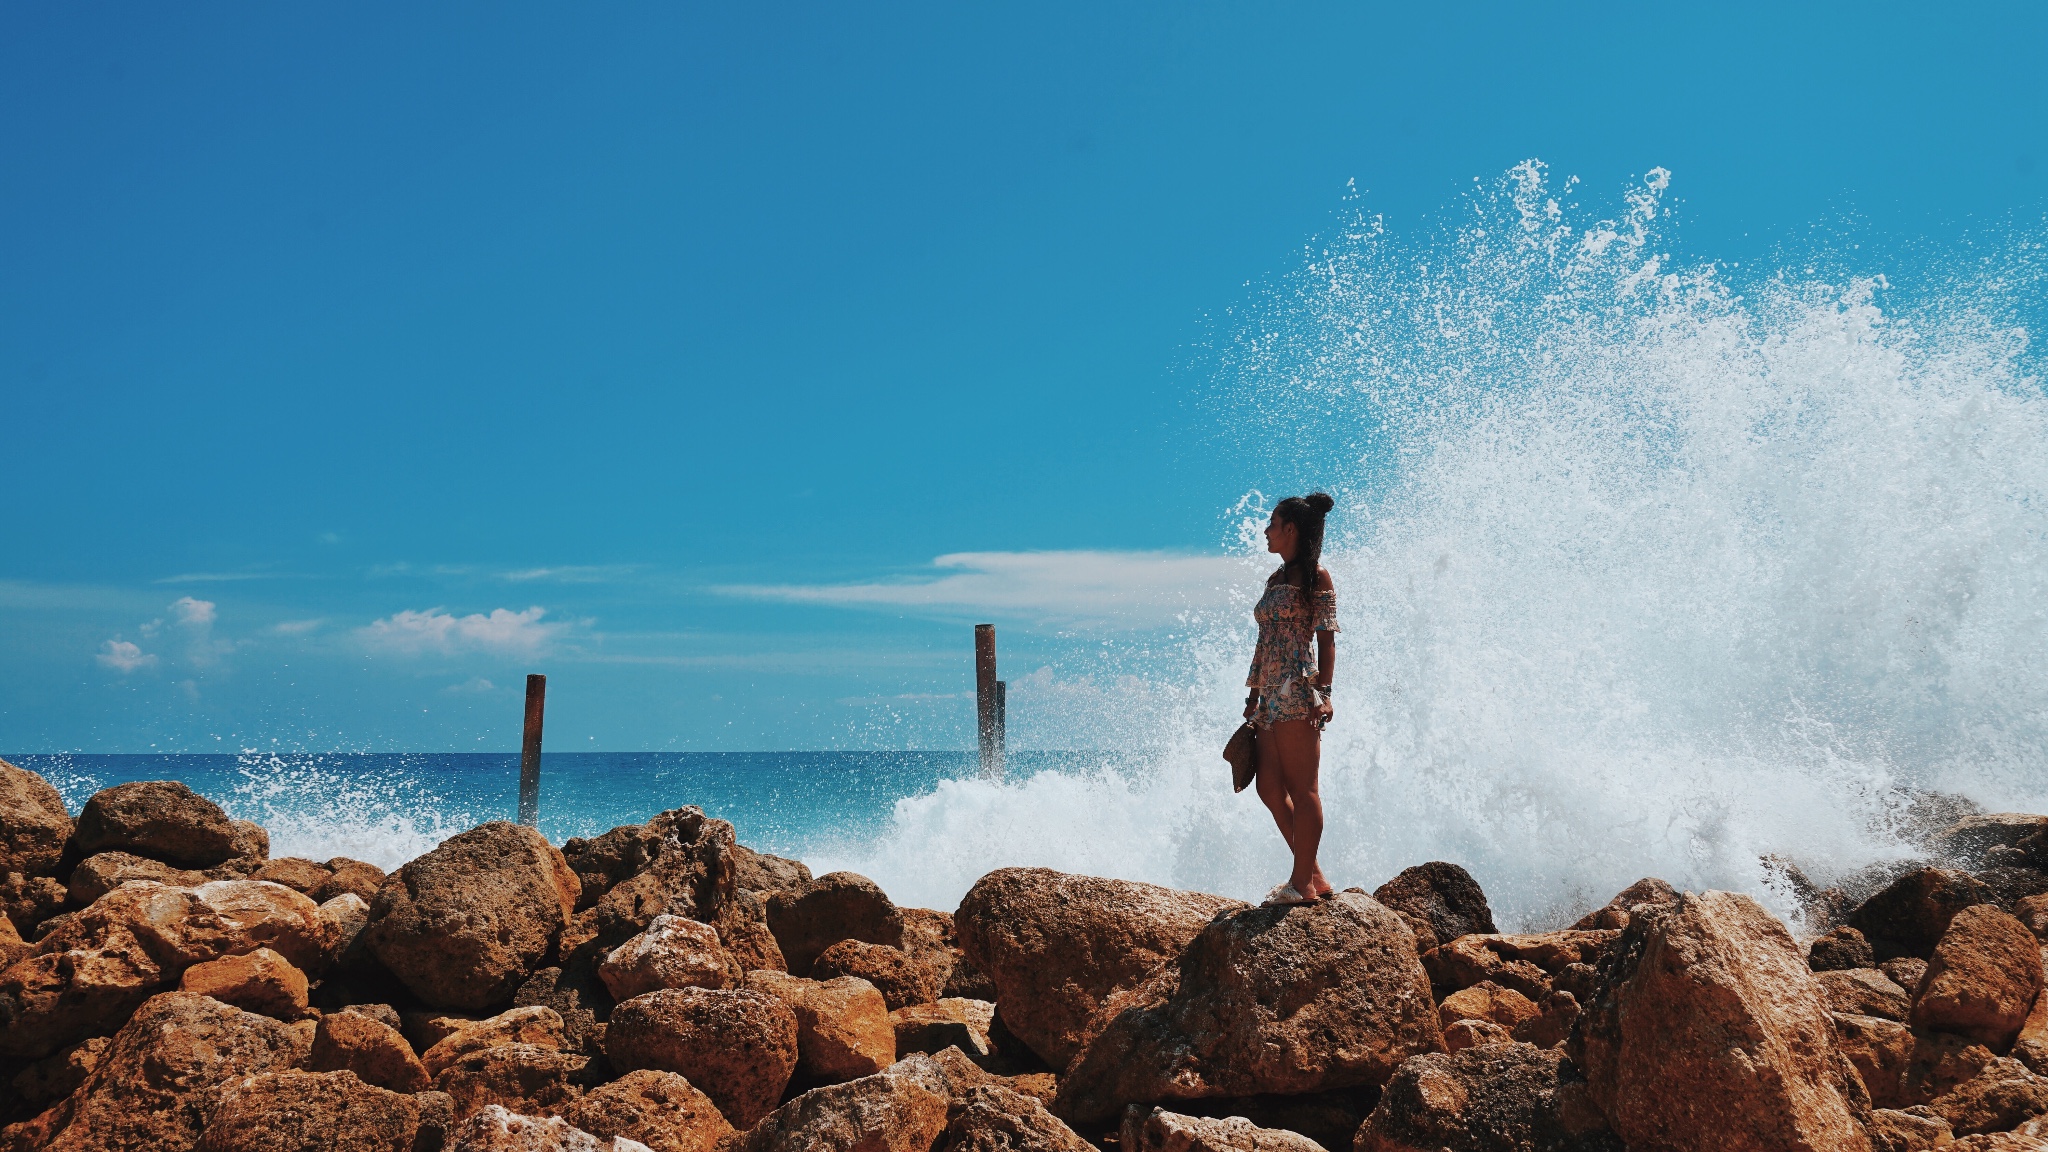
(1265, 512), (1296, 558)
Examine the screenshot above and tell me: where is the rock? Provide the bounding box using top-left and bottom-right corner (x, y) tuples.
(892, 998), (995, 1063)
(561, 1069), (733, 1152)
(406, 1009), (486, 1052)
(1569, 877), (1681, 932)
(1913, 905), (2046, 1049)
(318, 892), (374, 974)
(583, 810), (742, 945)
(1886, 957), (1932, 994)
(0, 871), (65, 935)
(418, 1091), (458, 1148)
(315, 859), (389, 904)
(766, 871), (905, 977)
(227, 820), (270, 865)
(1948, 1134), (2048, 1151)
(194, 1069), (422, 1152)
(447, 1106), (652, 1152)
(1812, 926), (1879, 972)
(1122, 1107), (1329, 1151)
(435, 1043), (592, 1121)
(1569, 890), (1870, 1152)
(604, 987), (798, 1128)
(2016, 971), (2048, 1075)
(424, 1006), (569, 1079)
(180, 946), (311, 1019)
(2017, 896), (2048, 943)
(1971, 866), (2048, 911)
(1819, 968), (1914, 1021)
(730, 1061), (950, 1152)
(71, 780), (240, 868)
(598, 914), (739, 1000)
(954, 868), (1244, 1069)
(1, 991), (310, 1151)
(897, 907), (968, 994)
(514, 963), (611, 1058)
(68, 850), (210, 904)
(1851, 868), (1997, 961)
(0, 912), (19, 969)
(1055, 893), (1443, 1128)
(0, 760), (72, 877)
(1422, 931), (1618, 1002)
(252, 857), (334, 895)
(1436, 980), (1539, 1033)
(1834, 1013), (1915, 1109)
(1905, 1031), (2001, 1108)
(1353, 1042), (1619, 1152)
(813, 939), (943, 1011)
(715, 888), (787, 974)
(1442, 1018), (1513, 1052)
(310, 1009), (432, 1092)
(745, 970), (895, 1081)
(1373, 862), (1497, 953)
(367, 822), (580, 1011)
(8, 1035), (110, 1109)
(192, 878), (330, 970)
(732, 845), (812, 896)
(1925, 1058), (2048, 1136)
(1934, 815), (2048, 870)
(943, 1084), (1094, 1152)
(1863, 1108), (1953, 1152)
(340, 1001), (402, 1029)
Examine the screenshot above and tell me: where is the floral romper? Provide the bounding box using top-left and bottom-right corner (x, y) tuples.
(1247, 580), (1340, 729)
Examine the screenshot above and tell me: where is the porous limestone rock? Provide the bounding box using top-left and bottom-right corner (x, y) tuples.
(1122, 1106), (1330, 1151)
(732, 845), (812, 896)
(2015, 972), (2048, 1075)
(954, 867), (1244, 1069)
(447, 1106), (652, 1152)
(560, 1069), (733, 1152)
(512, 961), (610, 1058)
(179, 945), (310, 1019)
(0, 758), (71, 877)
(1436, 981), (1540, 1033)
(892, 997), (995, 1061)
(194, 1069), (422, 1152)
(1835, 1013), (1916, 1109)
(766, 871), (904, 977)
(1933, 815), (2048, 871)
(2016, 896), (2048, 943)
(1373, 862), (1496, 953)
(1811, 926), (1878, 972)
(1850, 868), (1996, 961)
(71, 780), (240, 868)
(745, 969), (895, 1080)
(1912, 905), (2046, 1049)
(813, 937), (942, 1010)
(1442, 1018), (1512, 1052)
(944, 1084), (1094, 1152)
(1922, 1056), (2048, 1136)
(67, 850), (210, 905)
(581, 809), (741, 943)
(423, 1006), (569, 1079)
(1819, 968), (1913, 1021)
(1353, 1043), (1618, 1152)
(314, 858), (388, 904)
(435, 1042), (592, 1121)
(250, 856), (333, 896)
(1862, 1108), (1954, 1152)
(317, 892), (374, 974)
(598, 914), (739, 999)
(1569, 878), (1680, 932)
(1055, 893), (1443, 1128)
(604, 987), (798, 1128)
(0, 871), (65, 936)
(1886, 957), (1932, 995)
(1569, 890), (1871, 1152)
(1422, 931), (1617, 1003)
(729, 1060), (950, 1152)
(8, 1035), (110, 1111)
(309, 1008), (432, 1093)
(366, 822), (579, 1011)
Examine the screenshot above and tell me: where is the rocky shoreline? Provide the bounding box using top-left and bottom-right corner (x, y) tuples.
(3, 757), (2048, 1151)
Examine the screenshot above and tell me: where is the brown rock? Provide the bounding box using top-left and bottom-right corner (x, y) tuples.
(1354, 1041), (1619, 1152)
(1510, 990), (1581, 1050)
(512, 962), (610, 1058)
(766, 871), (905, 977)
(1118, 1106), (1328, 1151)
(732, 845), (812, 896)
(1436, 981), (1539, 1033)
(8, 1035), (110, 1110)
(71, 780), (240, 868)
(2, 991), (310, 1151)
(310, 1010), (431, 1093)
(604, 987), (798, 1128)
(1373, 862), (1497, 954)
(405, 1009), (486, 1052)
(892, 998), (995, 1062)
(730, 1061), (949, 1152)
(1914, 905), (2046, 1049)
(315, 859), (388, 904)
(561, 1069), (733, 1152)
(1442, 1018), (1513, 1052)
(1851, 868), (1996, 961)
(814, 939), (943, 1011)
(339, 1001), (402, 1029)
(1055, 893), (1443, 1128)
(582, 810), (742, 945)
(446, 1105), (649, 1151)
(1948, 1135), (2048, 1152)
(2015, 970), (2048, 1075)
(227, 820), (270, 865)
(436, 1043), (591, 1121)
(366, 822), (579, 1011)
(1924, 1056), (2048, 1135)
(194, 1069), (422, 1152)
(746, 970), (895, 1081)
(598, 915), (738, 1000)
(1863, 1108), (1953, 1152)
(252, 857), (334, 895)
(1568, 890), (1870, 1152)
(1904, 1031), (2000, 1108)
(954, 868), (1244, 1070)
(897, 907), (965, 993)
(67, 851), (210, 905)
(0, 871), (65, 936)
(715, 888), (787, 974)
(1820, 968), (1914, 1021)
(1422, 930), (1618, 1002)
(0, 759), (72, 877)
(1934, 815), (2048, 870)
(1834, 1013), (1915, 1109)
(424, 1006), (569, 1079)
(181, 946), (310, 1019)
(318, 892), (374, 975)
(1811, 926), (1879, 972)
(945, 1084), (1093, 1152)
(2017, 896), (2048, 942)
(1887, 957), (1932, 994)
(1570, 877), (1681, 932)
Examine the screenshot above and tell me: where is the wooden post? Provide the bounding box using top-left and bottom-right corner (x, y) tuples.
(518, 674), (546, 827)
(975, 625), (1004, 780)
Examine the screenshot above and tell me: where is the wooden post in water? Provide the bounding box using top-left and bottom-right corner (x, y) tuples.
(518, 674), (546, 827)
(975, 625), (1005, 780)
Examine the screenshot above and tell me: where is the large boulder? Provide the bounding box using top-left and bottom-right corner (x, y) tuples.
(730, 1059), (950, 1152)
(179, 946), (310, 1020)
(0, 759), (72, 877)
(513, 963), (610, 1058)
(423, 1006), (568, 1079)
(67, 851), (210, 905)
(746, 970), (896, 1081)
(954, 868), (1244, 1069)
(561, 1069), (733, 1152)
(315, 859), (389, 905)
(1569, 890), (1871, 1152)
(0, 871), (66, 936)
(1818, 969), (1913, 1021)
(71, 781), (240, 869)
(194, 1069), (421, 1152)
(1122, 1106), (1330, 1151)
(945, 1084), (1093, 1152)
(1923, 1058), (2048, 1137)
(1354, 1043), (1619, 1152)
(2017, 974), (2048, 1075)
(0, 992), (310, 1151)
(598, 914), (739, 999)
(1055, 893), (1443, 1128)
(604, 987), (798, 1128)
(1912, 905), (2046, 1049)
(767, 871), (905, 977)
(1810, 927), (1878, 973)
(732, 845), (813, 896)
(435, 1043), (592, 1121)
(1850, 868), (1996, 961)
(813, 938), (943, 1011)
(367, 822), (580, 1011)
(309, 1009), (432, 1093)
(581, 810), (739, 940)
(1373, 862), (1497, 953)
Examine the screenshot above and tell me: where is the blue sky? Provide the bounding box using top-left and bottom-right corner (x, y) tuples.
(3, 3), (2044, 752)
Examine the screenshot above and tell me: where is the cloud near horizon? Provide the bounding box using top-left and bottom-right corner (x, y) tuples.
(96, 639), (156, 673)
(357, 606), (560, 656)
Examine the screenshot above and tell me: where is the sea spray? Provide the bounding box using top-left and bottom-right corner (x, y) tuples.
(819, 162), (2048, 929)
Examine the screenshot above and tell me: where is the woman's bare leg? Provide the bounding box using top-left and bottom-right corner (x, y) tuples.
(1268, 718), (1328, 897)
(1254, 726), (1295, 851)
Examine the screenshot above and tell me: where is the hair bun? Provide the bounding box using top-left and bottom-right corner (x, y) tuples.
(1304, 492), (1334, 515)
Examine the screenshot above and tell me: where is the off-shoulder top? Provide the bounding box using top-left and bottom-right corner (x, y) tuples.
(1247, 578), (1340, 688)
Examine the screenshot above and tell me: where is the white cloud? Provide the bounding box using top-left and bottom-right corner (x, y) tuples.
(269, 618), (325, 636)
(172, 596), (217, 627)
(499, 565), (635, 583)
(97, 639), (157, 673)
(721, 550), (1256, 626)
(444, 677), (498, 694)
(358, 606), (559, 656)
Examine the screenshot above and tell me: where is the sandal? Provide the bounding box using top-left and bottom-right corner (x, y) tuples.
(1263, 883), (1312, 907)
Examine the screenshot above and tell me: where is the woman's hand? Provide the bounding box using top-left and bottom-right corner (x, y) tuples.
(1316, 688), (1334, 728)
(1244, 693), (1256, 721)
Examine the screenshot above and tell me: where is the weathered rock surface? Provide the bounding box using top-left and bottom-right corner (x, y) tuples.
(67, 850), (210, 904)
(1121, 1106), (1329, 1151)
(598, 914), (738, 1000)
(71, 780), (240, 868)
(1354, 1043), (1619, 1152)
(424, 1006), (569, 1079)
(604, 987), (798, 1128)
(732, 845), (812, 896)
(1569, 878), (1680, 932)
(180, 945), (310, 1019)
(767, 871), (905, 977)
(1835, 1013), (1916, 1108)
(893, 997), (995, 1062)
(813, 938), (943, 1010)
(314, 858), (389, 904)
(943, 1084), (1094, 1152)
(1055, 893), (1443, 1128)
(561, 1069), (733, 1152)
(194, 1069), (421, 1152)
(513, 962), (610, 1058)
(2016, 972), (2048, 1075)
(1372, 862), (1496, 953)
(367, 822), (580, 1011)
(1886, 957), (1932, 994)
(1934, 815), (2048, 870)
(447, 1106), (652, 1152)
(0, 871), (65, 936)
(746, 969), (895, 1080)
(2017, 896), (2048, 942)
(1570, 890), (1871, 1152)
(249, 857), (332, 895)
(1924, 1057), (2048, 1136)
(954, 868), (1244, 1069)
(1819, 968), (1913, 1021)
(436, 1042), (592, 1121)
(0, 760), (73, 877)
(581, 810), (741, 946)
(8, 1035), (110, 1110)
(1851, 868), (1996, 961)
(1442, 1018), (1513, 1052)
(1863, 1108), (1953, 1152)
(309, 1008), (432, 1092)
(731, 1060), (950, 1152)
(1437, 980), (1540, 1033)
(1811, 926), (1879, 972)
(1913, 904), (2045, 1049)
(1, 992), (310, 1151)
(1423, 931), (1617, 1003)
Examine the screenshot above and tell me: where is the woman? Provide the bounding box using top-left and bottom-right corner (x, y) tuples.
(1245, 492), (1338, 905)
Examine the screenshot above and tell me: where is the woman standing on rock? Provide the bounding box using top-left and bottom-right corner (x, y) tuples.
(1246, 493), (1339, 906)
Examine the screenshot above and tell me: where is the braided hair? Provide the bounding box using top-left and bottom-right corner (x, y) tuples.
(1273, 492), (1334, 590)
